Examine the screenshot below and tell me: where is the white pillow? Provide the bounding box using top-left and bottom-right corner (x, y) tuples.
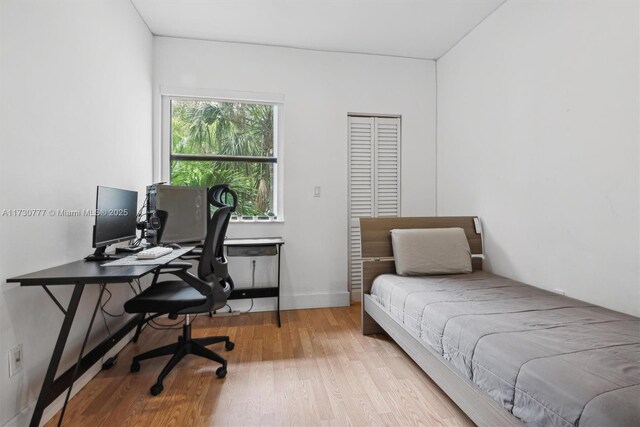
(391, 228), (472, 276)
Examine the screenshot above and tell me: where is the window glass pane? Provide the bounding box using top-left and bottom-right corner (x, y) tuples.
(171, 100), (274, 157)
(170, 160), (274, 217)
(168, 97), (278, 217)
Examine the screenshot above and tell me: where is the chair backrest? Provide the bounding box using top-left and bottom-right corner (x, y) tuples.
(198, 204), (233, 286)
(208, 184), (238, 211)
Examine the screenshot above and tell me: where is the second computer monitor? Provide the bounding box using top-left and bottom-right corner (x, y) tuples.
(155, 185), (208, 243)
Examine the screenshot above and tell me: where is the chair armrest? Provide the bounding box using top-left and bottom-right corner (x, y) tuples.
(172, 270), (212, 296)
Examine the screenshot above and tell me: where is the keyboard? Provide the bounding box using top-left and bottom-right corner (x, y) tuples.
(101, 247), (194, 267)
(137, 246), (174, 259)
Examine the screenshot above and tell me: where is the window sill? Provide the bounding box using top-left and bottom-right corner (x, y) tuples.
(229, 219), (284, 224)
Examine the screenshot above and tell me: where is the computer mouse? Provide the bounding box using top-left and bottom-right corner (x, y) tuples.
(165, 243), (181, 249)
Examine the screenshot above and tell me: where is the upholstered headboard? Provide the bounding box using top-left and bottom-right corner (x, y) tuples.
(358, 216), (483, 296)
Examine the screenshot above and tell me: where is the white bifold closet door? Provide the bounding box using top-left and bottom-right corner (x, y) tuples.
(348, 115), (401, 298)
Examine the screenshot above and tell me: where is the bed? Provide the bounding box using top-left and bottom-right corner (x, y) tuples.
(359, 217), (640, 427)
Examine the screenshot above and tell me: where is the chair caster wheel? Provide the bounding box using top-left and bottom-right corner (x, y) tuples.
(216, 367), (227, 378)
(130, 361), (140, 373)
(225, 341), (235, 351)
(150, 383), (164, 396)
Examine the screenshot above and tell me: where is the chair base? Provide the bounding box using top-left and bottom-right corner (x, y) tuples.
(130, 320), (234, 395)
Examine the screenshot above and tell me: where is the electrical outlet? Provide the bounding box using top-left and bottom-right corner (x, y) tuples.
(9, 344), (24, 378)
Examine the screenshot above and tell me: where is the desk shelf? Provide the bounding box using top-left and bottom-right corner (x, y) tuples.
(229, 286), (278, 300)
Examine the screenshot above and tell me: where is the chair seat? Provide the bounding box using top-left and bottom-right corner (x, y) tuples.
(125, 280), (207, 314)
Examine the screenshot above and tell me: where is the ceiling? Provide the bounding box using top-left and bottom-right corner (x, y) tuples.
(131, 0), (506, 60)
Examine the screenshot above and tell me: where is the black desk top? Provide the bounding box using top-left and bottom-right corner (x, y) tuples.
(6, 260), (158, 286)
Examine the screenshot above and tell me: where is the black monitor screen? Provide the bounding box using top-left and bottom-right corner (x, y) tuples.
(93, 186), (138, 247)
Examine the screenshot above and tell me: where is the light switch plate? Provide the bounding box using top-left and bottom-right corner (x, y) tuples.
(313, 186), (321, 197)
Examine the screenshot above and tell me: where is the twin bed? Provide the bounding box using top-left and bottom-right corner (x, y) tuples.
(359, 217), (639, 427)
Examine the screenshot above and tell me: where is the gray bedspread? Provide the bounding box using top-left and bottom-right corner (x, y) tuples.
(370, 271), (640, 426)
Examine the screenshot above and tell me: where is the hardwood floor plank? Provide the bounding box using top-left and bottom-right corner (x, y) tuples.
(46, 305), (473, 427)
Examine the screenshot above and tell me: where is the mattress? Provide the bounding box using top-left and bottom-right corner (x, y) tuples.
(370, 271), (640, 427)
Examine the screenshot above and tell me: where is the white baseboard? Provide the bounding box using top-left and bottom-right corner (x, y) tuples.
(3, 326), (139, 427)
(280, 292), (350, 309)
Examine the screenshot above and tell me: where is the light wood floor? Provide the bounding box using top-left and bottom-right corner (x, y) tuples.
(47, 305), (473, 426)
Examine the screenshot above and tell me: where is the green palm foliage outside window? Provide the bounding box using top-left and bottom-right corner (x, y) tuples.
(169, 99), (277, 216)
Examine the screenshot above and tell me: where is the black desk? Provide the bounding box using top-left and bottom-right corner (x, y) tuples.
(7, 261), (160, 427)
(11, 260), (157, 286)
(225, 237), (284, 327)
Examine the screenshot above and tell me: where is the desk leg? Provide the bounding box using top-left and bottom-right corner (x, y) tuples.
(56, 284), (105, 426)
(276, 245), (281, 328)
(30, 284), (85, 427)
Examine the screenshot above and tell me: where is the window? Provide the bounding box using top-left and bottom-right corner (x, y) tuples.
(166, 97), (280, 218)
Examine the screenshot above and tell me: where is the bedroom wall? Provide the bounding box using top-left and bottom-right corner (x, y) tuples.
(153, 37), (437, 308)
(437, 0), (639, 316)
(0, 0), (152, 424)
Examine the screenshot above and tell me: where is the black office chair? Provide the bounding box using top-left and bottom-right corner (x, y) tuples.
(179, 184), (238, 264)
(124, 205), (235, 396)
(209, 184), (238, 211)
(130, 185), (239, 342)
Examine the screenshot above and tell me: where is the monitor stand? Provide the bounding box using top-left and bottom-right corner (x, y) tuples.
(85, 246), (122, 262)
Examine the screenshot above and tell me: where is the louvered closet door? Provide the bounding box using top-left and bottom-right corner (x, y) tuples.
(374, 117), (401, 217)
(348, 117), (375, 295)
(348, 115), (401, 298)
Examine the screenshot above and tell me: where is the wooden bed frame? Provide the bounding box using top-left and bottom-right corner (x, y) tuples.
(359, 217), (521, 427)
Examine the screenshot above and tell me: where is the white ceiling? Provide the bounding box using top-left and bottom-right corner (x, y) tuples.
(131, 0), (506, 60)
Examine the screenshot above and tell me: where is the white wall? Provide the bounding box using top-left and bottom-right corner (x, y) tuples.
(437, 0), (639, 316)
(154, 38), (437, 308)
(0, 0), (152, 424)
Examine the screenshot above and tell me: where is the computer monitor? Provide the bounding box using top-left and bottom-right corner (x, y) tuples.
(86, 186), (138, 260)
(151, 185), (208, 244)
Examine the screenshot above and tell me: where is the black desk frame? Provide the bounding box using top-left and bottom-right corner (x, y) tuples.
(35, 285), (144, 427)
(225, 238), (284, 327)
(8, 263), (157, 427)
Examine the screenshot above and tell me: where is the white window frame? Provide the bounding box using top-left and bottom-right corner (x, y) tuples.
(159, 87), (285, 222)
